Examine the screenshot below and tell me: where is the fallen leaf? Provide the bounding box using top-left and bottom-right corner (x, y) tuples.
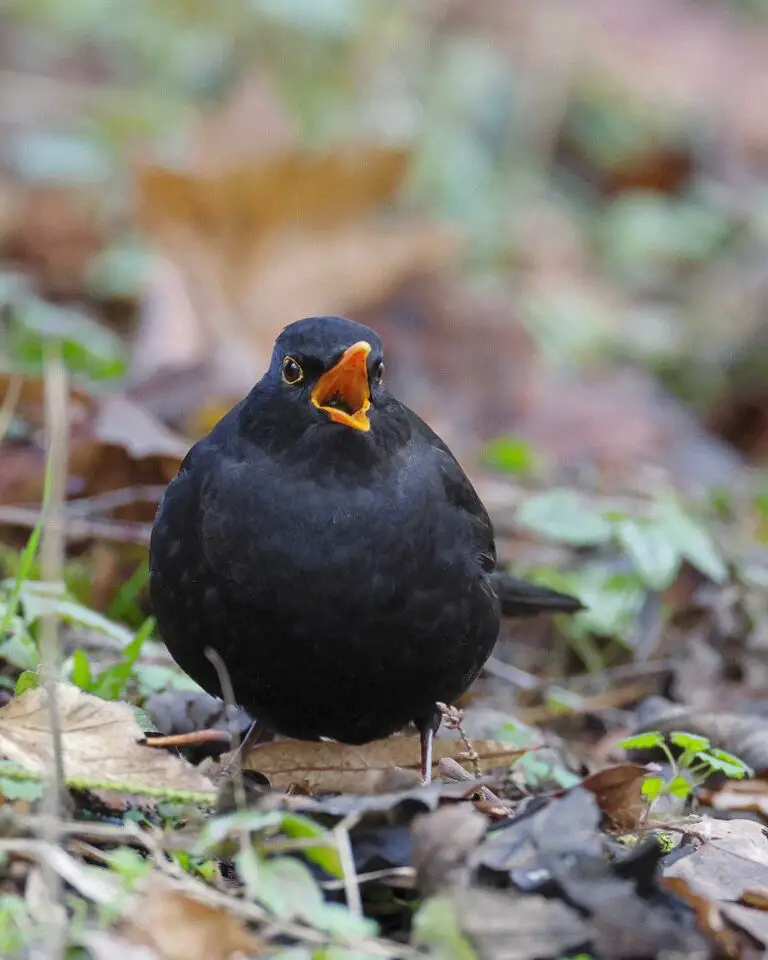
(419, 889), (589, 960)
(242, 737), (528, 792)
(411, 804), (489, 896)
(740, 886), (768, 910)
(582, 762), (649, 830)
(663, 875), (738, 955)
(0, 683), (214, 798)
(129, 145), (460, 421)
(721, 902), (768, 949)
(664, 817), (768, 902)
(124, 879), (263, 960)
(701, 779), (768, 820)
(85, 932), (159, 960)
(0, 373), (185, 514)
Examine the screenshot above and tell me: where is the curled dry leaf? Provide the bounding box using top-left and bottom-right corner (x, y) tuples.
(0, 683), (214, 797)
(700, 778), (768, 819)
(124, 879), (263, 960)
(242, 737), (528, 793)
(582, 763), (649, 831)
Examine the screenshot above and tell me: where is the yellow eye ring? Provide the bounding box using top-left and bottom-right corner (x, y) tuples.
(282, 356), (304, 385)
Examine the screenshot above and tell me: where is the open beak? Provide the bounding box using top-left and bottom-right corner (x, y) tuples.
(311, 341), (372, 432)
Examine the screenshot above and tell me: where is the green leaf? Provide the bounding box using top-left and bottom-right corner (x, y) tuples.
(653, 497), (727, 584)
(666, 775), (693, 799)
(615, 519), (681, 590)
(641, 775), (666, 802)
(413, 897), (479, 960)
(620, 731), (665, 750)
(281, 813), (342, 879)
(669, 732), (711, 752)
(70, 650), (93, 691)
(697, 749), (752, 780)
(14, 671), (40, 696)
(195, 810), (287, 852)
(91, 617), (154, 700)
(516, 489), (613, 546)
(0, 776), (43, 802)
(481, 436), (538, 476)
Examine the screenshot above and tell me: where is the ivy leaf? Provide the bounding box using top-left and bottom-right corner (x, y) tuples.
(620, 732), (665, 751)
(697, 749), (752, 780)
(669, 732), (711, 753)
(281, 812), (342, 879)
(615, 519), (681, 590)
(666, 775), (693, 799)
(653, 497), (727, 583)
(640, 775), (666, 802)
(515, 489), (613, 546)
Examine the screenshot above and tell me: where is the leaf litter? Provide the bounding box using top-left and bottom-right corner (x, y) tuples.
(4, 3), (768, 957)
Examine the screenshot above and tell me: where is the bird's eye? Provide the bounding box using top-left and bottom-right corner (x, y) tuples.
(373, 359), (385, 384)
(281, 356), (304, 385)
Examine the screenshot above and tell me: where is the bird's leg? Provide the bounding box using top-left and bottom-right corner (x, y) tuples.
(419, 725), (434, 785)
(416, 710), (441, 785)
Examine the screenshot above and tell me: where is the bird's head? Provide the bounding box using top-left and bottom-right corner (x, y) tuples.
(263, 316), (386, 434)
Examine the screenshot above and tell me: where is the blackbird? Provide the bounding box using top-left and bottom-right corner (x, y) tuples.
(149, 316), (581, 781)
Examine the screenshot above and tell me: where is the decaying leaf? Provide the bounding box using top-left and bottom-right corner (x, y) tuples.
(124, 879), (263, 960)
(664, 817), (768, 902)
(411, 804), (489, 896)
(242, 737), (528, 792)
(582, 763), (649, 830)
(662, 875), (738, 955)
(0, 373), (185, 517)
(0, 683), (214, 798)
(130, 145), (460, 418)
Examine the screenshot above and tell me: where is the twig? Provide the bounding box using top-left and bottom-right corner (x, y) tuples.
(320, 866), (414, 891)
(0, 372), (23, 443)
(334, 811), (363, 918)
(66, 485), (168, 515)
(38, 351), (69, 960)
(205, 647), (246, 813)
(436, 702), (480, 777)
(0, 504), (152, 543)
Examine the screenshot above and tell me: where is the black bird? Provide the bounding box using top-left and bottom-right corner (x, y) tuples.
(149, 316), (581, 781)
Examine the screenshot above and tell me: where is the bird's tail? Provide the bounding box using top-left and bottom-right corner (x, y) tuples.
(490, 571), (583, 618)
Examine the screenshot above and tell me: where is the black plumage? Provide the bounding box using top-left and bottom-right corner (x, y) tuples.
(149, 316), (581, 780)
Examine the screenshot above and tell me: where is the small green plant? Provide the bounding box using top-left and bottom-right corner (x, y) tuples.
(619, 730), (752, 812)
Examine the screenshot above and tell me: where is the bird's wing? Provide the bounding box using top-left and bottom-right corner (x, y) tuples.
(398, 402), (582, 618)
(396, 402), (497, 571)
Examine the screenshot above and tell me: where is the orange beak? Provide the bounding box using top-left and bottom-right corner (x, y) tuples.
(310, 341), (372, 432)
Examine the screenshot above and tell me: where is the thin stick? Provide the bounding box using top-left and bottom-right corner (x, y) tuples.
(38, 350), (69, 959)
(334, 811), (363, 917)
(0, 372), (22, 443)
(204, 647), (246, 812)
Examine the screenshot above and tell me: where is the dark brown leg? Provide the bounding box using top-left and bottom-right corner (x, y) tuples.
(416, 709), (441, 784)
(420, 724), (434, 784)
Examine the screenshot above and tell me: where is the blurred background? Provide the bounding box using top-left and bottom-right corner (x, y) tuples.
(1, 0), (768, 721)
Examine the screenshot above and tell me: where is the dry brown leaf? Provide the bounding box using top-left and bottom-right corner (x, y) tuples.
(243, 736), (526, 792)
(124, 879), (262, 960)
(138, 147), (409, 243)
(411, 804), (488, 896)
(0, 373), (185, 530)
(85, 932), (159, 960)
(0, 683), (214, 796)
(664, 817), (768, 902)
(581, 763), (648, 831)
(663, 875), (738, 955)
(740, 886), (768, 910)
(129, 145), (460, 416)
(701, 779), (768, 820)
